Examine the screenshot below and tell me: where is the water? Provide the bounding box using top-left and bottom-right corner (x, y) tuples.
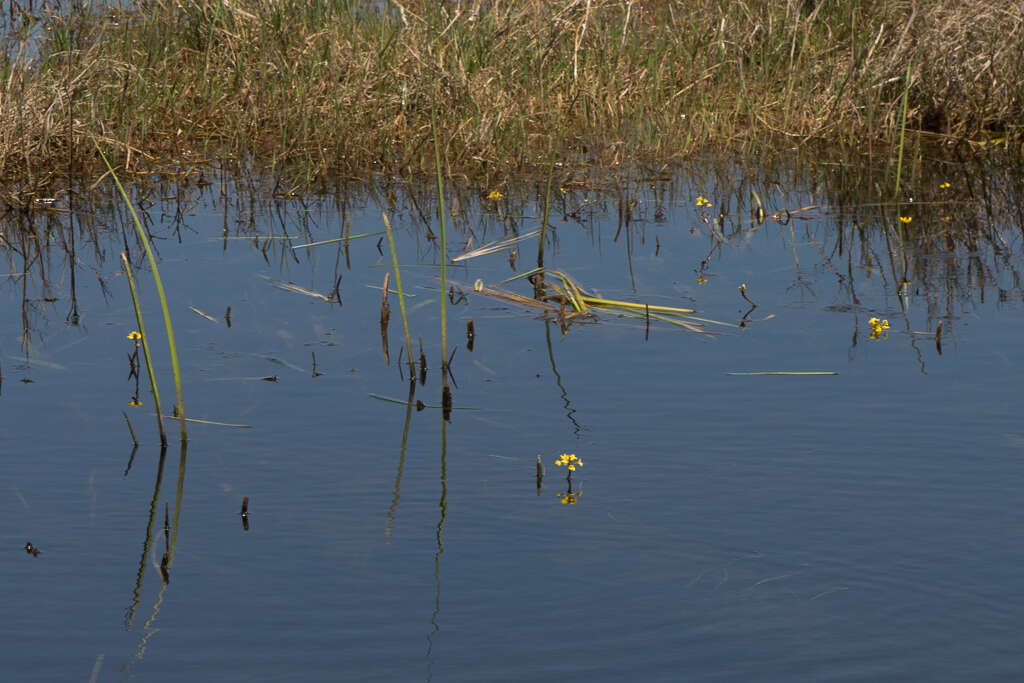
(3, 161), (1024, 681)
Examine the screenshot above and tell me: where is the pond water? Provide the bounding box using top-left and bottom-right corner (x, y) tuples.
(3, 157), (1024, 682)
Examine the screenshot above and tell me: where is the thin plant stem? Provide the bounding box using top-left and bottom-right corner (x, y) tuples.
(536, 150), (557, 297)
(97, 143), (187, 443)
(121, 252), (166, 447)
(893, 58), (913, 201)
(383, 212), (415, 377)
(431, 101), (449, 381)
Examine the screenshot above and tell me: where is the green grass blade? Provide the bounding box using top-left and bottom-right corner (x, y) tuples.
(96, 143), (187, 443)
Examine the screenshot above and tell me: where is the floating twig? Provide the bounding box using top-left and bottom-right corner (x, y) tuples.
(188, 306), (218, 323)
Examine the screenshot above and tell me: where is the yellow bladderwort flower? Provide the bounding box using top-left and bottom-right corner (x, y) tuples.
(128, 398), (142, 407)
(487, 189), (504, 201)
(555, 453), (583, 471)
(695, 196), (711, 208)
(939, 182), (951, 189)
(868, 317), (890, 340)
(127, 330), (142, 347)
(899, 216), (913, 224)
(696, 276), (708, 285)
(558, 492), (581, 505)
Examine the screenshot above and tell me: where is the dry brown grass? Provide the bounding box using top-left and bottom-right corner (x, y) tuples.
(0, 0), (1022, 200)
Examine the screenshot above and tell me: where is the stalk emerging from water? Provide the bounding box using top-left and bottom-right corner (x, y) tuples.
(97, 143), (187, 443)
(432, 100), (451, 416)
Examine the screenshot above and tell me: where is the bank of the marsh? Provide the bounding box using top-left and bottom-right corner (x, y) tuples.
(2, 0), (1022, 199)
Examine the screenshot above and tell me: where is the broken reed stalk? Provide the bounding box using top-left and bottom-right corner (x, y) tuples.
(432, 100), (451, 412)
(383, 212), (415, 377)
(98, 144), (187, 444)
(121, 252), (166, 446)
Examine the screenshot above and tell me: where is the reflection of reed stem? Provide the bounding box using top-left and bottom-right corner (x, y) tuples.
(427, 419), (448, 658)
(124, 446), (167, 631)
(386, 379), (416, 538)
(128, 443), (187, 669)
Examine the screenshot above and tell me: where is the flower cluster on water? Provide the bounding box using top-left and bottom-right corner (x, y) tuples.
(695, 196), (711, 208)
(868, 317), (890, 340)
(555, 453), (582, 471)
(555, 453), (583, 505)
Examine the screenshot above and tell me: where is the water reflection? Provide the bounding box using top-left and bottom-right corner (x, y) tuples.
(122, 443), (188, 677)
(426, 419), (448, 681)
(3, 148), (1024, 680)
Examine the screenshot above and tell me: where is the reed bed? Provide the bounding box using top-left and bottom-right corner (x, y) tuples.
(2, 0), (1022, 200)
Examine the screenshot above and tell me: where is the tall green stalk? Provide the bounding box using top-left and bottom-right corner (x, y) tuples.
(431, 103), (449, 378)
(893, 58), (913, 201)
(97, 143), (187, 443)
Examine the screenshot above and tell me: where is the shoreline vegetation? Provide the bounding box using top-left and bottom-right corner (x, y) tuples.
(1, 0), (1022, 200)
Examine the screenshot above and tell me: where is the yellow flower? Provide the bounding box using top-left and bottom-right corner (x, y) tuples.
(127, 331), (142, 340)
(868, 317), (891, 339)
(559, 187), (568, 195)
(696, 196), (711, 208)
(558, 492), (580, 505)
(555, 453), (582, 469)
(487, 189), (503, 201)
(939, 181), (951, 189)
(696, 276), (707, 285)
(128, 399), (142, 407)
(899, 216), (912, 224)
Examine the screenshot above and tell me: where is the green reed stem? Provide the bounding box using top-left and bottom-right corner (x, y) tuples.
(431, 102), (448, 379)
(382, 211), (415, 377)
(121, 252), (166, 447)
(893, 58), (913, 201)
(98, 143), (187, 443)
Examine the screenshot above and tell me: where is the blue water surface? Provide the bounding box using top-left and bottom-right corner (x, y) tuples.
(2, 166), (1023, 682)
